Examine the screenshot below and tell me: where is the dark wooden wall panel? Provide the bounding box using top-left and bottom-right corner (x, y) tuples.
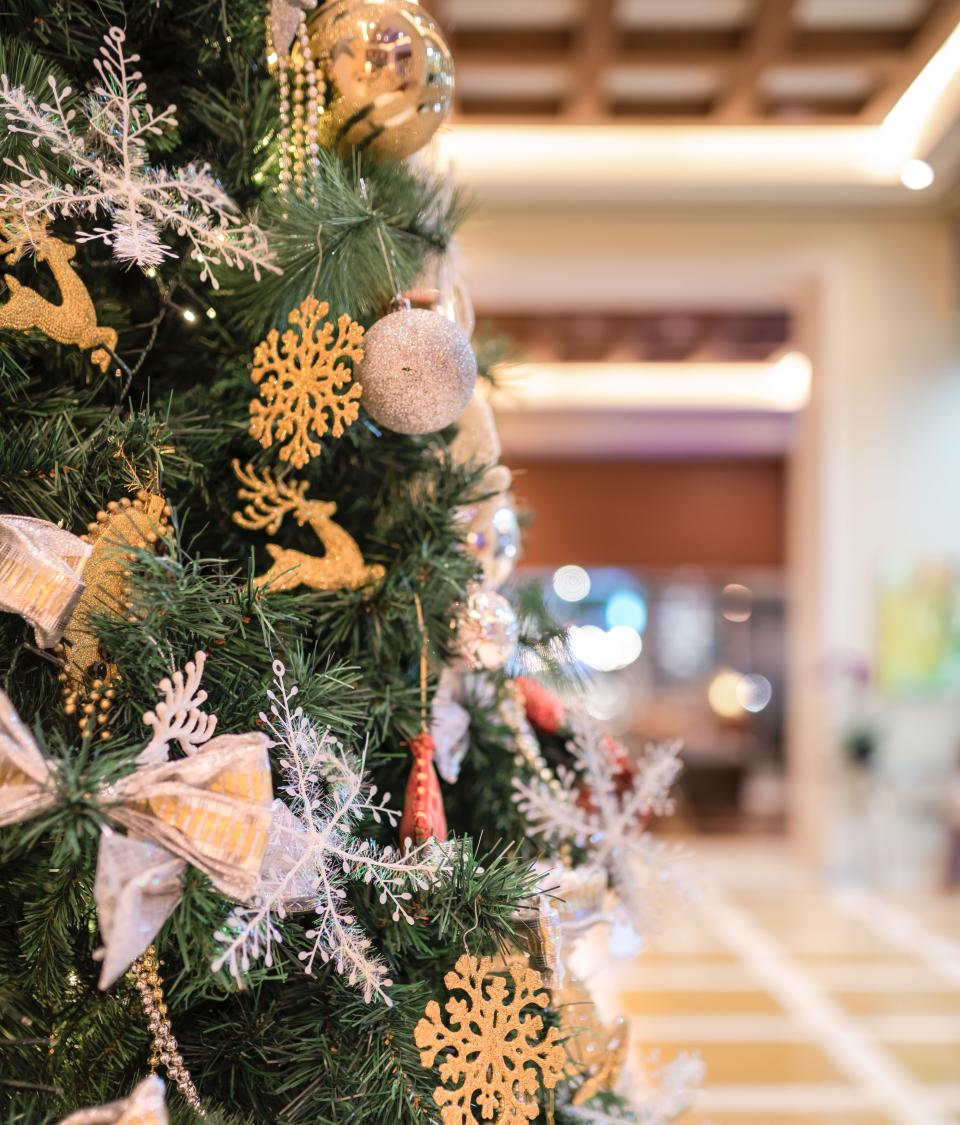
(512, 459), (785, 569)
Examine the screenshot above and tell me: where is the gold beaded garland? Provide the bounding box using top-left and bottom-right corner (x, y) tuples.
(501, 681), (564, 798)
(129, 946), (206, 1118)
(268, 9), (323, 196)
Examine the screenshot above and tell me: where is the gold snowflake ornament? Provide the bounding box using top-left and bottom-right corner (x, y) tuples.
(249, 297), (364, 468)
(414, 954), (566, 1124)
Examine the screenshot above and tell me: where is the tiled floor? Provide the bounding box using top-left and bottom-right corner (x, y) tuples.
(579, 841), (960, 1124)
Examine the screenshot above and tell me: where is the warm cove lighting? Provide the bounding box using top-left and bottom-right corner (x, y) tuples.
(494, 353), (811, 414)
(439, 19), (960, 191)
(438, 123), (881, 188)
(879, 18), (960, 165)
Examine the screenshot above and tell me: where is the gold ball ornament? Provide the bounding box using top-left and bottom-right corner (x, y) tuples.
(359, 306), (477, 435)
(306, 0), (454, 161)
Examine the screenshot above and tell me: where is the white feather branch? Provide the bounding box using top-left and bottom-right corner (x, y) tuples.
(0, 27), (277, 284)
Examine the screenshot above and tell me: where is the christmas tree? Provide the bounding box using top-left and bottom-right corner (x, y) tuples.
(0, 3), (695, 1122)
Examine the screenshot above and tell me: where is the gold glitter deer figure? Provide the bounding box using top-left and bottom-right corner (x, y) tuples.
(232, 461), (385, 594)
(0, 224), (118, 372)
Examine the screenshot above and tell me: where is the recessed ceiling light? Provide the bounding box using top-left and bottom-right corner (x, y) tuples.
(900, 158), (935, 190)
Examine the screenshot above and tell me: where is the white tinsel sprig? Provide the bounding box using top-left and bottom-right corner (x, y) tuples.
(212, 661), (450, 1004)
(0, 27), (277, 284)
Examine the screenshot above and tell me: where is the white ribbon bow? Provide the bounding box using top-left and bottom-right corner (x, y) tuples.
(0, 515), (91, 647)
(0, 653), (274, 987)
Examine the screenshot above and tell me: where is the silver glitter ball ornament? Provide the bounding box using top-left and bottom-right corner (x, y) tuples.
(452, 584), (519, 671)
(359, 307), (477, 435)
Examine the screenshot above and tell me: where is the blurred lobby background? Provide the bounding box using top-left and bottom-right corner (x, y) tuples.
(429, 2), (960, 1120)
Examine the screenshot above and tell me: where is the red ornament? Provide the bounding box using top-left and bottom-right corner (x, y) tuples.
(515, 676), (565, 734)
(400, 731), (448, 845)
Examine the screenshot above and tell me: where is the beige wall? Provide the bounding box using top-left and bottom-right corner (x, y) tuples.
(459, 206), (960, 878)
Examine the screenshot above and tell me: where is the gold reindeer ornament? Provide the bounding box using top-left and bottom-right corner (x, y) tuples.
(232, 461), (385, 594)
(0, 224), (118, 373)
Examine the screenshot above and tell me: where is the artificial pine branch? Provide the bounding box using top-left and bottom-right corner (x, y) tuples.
(228, 149), (465, 332)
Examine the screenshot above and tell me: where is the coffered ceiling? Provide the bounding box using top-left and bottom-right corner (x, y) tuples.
(431, 0), (960, 126)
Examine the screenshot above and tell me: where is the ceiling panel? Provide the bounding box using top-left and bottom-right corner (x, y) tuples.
(615, 0), (755, 30)
(442, 0), (580, 29)
(795, 0), (928, 30)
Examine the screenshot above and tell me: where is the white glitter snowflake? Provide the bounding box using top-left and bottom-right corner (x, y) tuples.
(212, 661), (449, 1004)
(0, 27), (276, 284)
(512, 728), (684, 930)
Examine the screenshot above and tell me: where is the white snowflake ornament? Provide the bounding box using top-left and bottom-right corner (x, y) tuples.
(139, 651), (217, 764)
(213, 661), (450, 1003)
(513, 731), (685, 932)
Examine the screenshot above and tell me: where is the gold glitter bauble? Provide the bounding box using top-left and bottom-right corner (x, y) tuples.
(232, 461), (385, 593)
(249, 296), (364, 469)
(359, 307), (476, 435)
(414, 954), (565, 1124)
(0, 224), (118, 373)
(306, 0), (454, 161)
